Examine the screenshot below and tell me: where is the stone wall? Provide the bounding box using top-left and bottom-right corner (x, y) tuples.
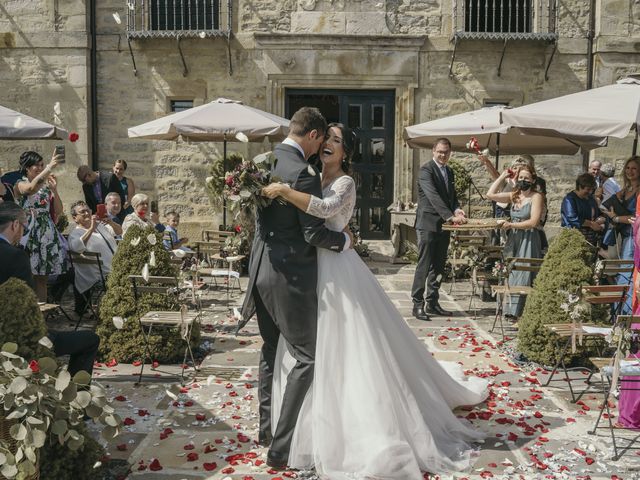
(0, 0), (638, 240)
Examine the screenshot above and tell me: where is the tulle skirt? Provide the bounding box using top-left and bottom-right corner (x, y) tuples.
(272, 249), (488, 478)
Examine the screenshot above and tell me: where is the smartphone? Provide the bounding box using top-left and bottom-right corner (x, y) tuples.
(96, 203), (107, 219)
(54, 145), (66, 163)
(150, 200), (158, 214)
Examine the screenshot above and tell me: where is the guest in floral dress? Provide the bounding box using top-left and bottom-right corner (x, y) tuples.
(15, 150), (65, 301)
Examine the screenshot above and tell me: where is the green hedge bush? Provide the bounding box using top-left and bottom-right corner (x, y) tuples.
(0, 278), (48, 359)
(516, 228), (607, 366)
(97, 225), (200, 363)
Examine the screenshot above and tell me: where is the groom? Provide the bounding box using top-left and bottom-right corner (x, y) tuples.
(239, 107), (351, 468)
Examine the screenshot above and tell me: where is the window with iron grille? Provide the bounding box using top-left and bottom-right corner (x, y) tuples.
(150, 0), (219, 31)
(465, 0), (532, 33)
(170, 99), (193, 112)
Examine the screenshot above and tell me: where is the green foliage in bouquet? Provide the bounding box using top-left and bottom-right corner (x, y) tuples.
(0, 279), (48, 360)
(204, 152), (244, 209)
(448, 158), (472, 201)
(0, 342), (118, 479)
(97, 225), (200, 363)
(516, 229), (608, 366)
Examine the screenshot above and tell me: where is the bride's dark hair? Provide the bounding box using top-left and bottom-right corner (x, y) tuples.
(328, 122), (357, 174)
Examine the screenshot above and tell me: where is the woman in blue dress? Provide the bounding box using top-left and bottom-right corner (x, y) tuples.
(487, 165), (545, 318)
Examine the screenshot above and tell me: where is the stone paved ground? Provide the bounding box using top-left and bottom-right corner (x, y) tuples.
(68, 242), (640, 479)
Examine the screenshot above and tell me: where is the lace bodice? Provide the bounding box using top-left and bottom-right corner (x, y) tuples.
(306, 176), (356, 232)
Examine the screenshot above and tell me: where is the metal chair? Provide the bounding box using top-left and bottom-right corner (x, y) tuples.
(68, 251), (107, 329)
(490, 257), (543, 340)
(129, 275), (201, 384)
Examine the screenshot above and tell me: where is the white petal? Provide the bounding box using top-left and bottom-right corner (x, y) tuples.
(112, 12), (122, 24)
(38, 336), (54, 349)
(142, 263), (150, 282)
(127, 2), (135, 10)
(93, 461), (102, 469)
(53, 102), (61, 115)
(206, 375), (216, 386)
(112, 317), (125, 329)
(130, 236), (141, 246)
(481, 148), (490, 156)
(149, 251), (156, 267)
(235, 132), (249, 143)
(198, 31), (206, 39)
(239, 189), (251, 198)
(13, 116), (24, 129)
(165, 389), (178, 400)
(252, 152), (269, 164)
(172, 249), (186, 258)
(307, 165), (316, 176)
(205, 176), (214, 184)
(147, 234), (157, 245)
(232, 307), (241, 320)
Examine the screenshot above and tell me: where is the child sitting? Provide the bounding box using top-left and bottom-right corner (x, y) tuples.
(162, 211), (189, 251)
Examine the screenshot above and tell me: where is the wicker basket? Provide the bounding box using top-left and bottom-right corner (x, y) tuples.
(0, 415), (39, 480)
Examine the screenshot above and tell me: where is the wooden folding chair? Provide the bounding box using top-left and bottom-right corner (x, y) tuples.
(68, 251), (107, 329)
(129, 275), (201, 384)
(447, 233), (487, 294)
(490, 257), (543, 340)
(594, 258), (635, 285)
(468, 244), (504, 317)
(588, 315), (640, 459)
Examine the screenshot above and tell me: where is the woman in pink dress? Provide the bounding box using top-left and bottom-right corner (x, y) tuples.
(618, 162), (640, 428)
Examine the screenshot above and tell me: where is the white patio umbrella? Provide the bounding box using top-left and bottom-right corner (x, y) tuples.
(128, 98), (290, 224)
(502, 75), (640, 155)
(404, 105), (606, 157)
(0, 105), (68, 140)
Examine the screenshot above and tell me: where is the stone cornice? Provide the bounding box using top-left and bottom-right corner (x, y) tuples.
(253, 33), (426, 50)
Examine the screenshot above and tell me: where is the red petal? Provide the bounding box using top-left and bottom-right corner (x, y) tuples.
(203, 462), (217, 471)
(149, 459), (162, 471)
(187, 452), (198, 461)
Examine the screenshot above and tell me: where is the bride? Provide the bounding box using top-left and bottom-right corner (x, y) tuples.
(261, 123), (488, 478)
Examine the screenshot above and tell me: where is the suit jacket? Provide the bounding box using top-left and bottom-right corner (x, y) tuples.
(415, 160), (460, 232)
(239, 143), (347, 342)
(0, 237), (35, 290)
(83, 171), (124, 213)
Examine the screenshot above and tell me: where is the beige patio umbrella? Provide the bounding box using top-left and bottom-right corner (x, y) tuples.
(0, 104), (68, 140)
(502, 75), (640, 155)
(404, 105), (606, 156)
(128, 98), (290, 224)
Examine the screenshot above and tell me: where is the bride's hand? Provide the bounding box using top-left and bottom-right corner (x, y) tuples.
(262, 182), (289, 199)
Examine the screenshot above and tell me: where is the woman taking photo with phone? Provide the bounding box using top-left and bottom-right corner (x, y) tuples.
(14, 149), (66, 301)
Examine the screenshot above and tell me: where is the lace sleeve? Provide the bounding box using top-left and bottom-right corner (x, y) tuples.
(305, 176), (356, 219)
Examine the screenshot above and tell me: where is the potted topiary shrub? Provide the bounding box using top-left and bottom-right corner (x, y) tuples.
(97, 225), (201, 363)
(516, 228), (608, 366)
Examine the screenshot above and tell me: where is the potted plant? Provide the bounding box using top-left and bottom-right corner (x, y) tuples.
(0, 342), (119, 479)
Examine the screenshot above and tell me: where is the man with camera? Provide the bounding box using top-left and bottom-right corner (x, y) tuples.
(76, 165), (124, 214)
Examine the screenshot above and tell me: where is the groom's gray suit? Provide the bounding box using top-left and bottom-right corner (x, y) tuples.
(239, 142), (346, 464)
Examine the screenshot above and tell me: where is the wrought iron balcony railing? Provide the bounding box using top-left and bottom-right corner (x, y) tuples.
(126, 0), (231, 39)
(453, 0), (558, 40)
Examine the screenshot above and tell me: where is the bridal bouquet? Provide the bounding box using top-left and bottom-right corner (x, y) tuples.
(206, 152), (280, 210)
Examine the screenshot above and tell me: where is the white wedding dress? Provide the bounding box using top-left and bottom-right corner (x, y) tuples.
(272, 176), (488, 478)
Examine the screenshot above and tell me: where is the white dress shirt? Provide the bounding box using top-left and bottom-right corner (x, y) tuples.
(69, 223), (117, 293)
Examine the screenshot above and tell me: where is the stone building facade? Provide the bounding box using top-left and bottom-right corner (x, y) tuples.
(0, 0), (638, 238)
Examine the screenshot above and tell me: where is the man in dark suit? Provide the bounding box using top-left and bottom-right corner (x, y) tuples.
(411, 138), (467, 320)
(76, 165), (124, 214)
(239, 107), (350, 469)
(0, 202), (100, 376)
(0, 202), (34, 288)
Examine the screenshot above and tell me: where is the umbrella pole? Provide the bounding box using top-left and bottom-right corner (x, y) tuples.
(492, 133), (501, 218)
(222, 137), (227, 228)
(634, 125), (638, 156)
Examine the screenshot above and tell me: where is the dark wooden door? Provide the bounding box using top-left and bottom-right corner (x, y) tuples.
(286, 89), (395, 239)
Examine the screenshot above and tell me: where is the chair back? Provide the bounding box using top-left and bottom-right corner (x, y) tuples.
(596, 259), (634, 284)
(129, 275), (179, 301)
(581, 284), (630, 305)
(69, 251), (106, 284)
(506, 257), (544, 273)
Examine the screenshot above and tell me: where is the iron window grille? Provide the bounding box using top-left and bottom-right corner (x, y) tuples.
(126, 0), (231, 38)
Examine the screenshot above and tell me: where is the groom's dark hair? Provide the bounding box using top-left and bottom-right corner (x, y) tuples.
(289, 107), (327, 137)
